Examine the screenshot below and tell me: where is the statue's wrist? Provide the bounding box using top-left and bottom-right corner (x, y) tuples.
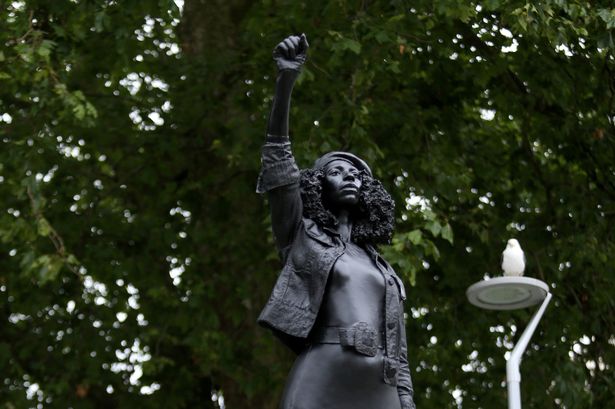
(275, 69), (299, 88)
(266, 134), (290, 143)
(274, 58), (303, 73)
(278, 68), (301, 82)
(278, 66), (302, 72)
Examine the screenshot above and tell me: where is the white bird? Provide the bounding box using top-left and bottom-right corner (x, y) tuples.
(501, 238), (526, 276)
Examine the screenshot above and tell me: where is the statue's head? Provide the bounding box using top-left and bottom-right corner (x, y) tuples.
(300, 152), (395, 245)
(313, 152), (370, 211)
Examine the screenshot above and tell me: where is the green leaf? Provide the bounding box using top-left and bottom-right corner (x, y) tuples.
(424, 241), (441, 260)
(37, 40), (56, 60)
(38, 255), (63, 283)
(345, 39), (362, 54)
(597, 9), (615, 27)
(387, 14), (405, 23)
(66, 254), (80, 266)
(25, 254), (64, 283)
(374, 31), (390, 44)
(597, 31), (614, 49)
(408, 264), (417, 286)
(408, 229), (423, 245)
(441, 224), (454, 244)
(332, 37), (362, 55)
(73, 104), (86, 120)
(426, 220), (441, 237)
(37, 217), (52, 237)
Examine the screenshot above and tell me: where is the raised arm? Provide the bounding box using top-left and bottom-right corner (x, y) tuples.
(268, 34), (308, 137)
(256, 35), (309, 259)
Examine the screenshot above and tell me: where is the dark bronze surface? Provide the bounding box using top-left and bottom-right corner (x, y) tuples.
(257, 35), (416, 409)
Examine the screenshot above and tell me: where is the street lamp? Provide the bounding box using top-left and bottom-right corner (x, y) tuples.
(466, 277), (552, 409)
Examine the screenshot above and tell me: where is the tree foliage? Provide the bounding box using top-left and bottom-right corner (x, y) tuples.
(1, 0), (614, 408)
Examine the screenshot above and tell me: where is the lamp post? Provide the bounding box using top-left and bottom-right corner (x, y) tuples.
(466, 277), (552, 409)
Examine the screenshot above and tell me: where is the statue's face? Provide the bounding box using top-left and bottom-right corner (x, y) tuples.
(323, 160), (362, 210)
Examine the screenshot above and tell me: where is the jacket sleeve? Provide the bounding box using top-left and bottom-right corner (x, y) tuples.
(256, 136), (303, 258)
(397, 309), (417, 409)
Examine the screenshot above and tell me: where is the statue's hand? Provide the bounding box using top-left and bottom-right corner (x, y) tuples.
(273, 34), (309, 72)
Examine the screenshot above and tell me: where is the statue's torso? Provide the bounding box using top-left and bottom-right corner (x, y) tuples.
(317, 241), (385, 330)
(279, 241), (402, 409)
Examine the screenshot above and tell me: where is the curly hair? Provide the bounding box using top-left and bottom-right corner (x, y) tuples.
(299, 168), (395, 245)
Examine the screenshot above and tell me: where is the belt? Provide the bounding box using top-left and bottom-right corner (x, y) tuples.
(310, 321), (383, 357)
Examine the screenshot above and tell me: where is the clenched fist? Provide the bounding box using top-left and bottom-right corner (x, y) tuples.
(273, 33), (309, 72)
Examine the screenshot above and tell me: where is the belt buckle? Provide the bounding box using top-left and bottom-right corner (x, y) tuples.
(352, 322), (377, 357)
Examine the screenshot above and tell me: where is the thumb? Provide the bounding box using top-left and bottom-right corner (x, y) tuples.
(299, 33), (309, 53)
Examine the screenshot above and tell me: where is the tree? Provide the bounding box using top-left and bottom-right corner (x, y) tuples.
(1, 0), (613, 408)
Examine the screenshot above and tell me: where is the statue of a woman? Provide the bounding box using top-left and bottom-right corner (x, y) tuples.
(256, 34), (416, 409)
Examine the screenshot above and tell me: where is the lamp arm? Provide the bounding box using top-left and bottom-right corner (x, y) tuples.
(506, 292), (552, 409)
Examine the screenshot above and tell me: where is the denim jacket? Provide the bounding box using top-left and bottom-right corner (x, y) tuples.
(256, 137), (416, 409)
